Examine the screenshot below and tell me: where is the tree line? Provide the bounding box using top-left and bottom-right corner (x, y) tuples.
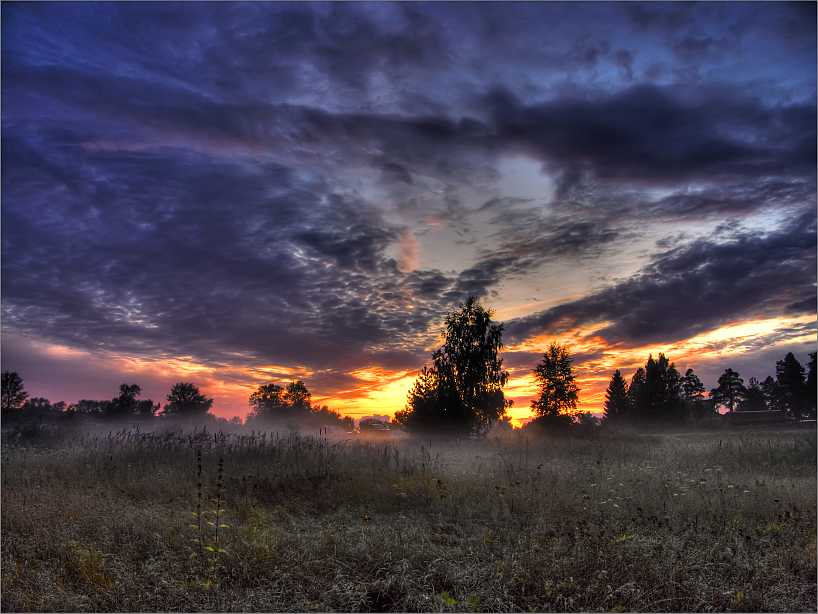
(0, 377), (217, 423)
(1, 372), (354, 431)
(393, 297), (816, 435)
(2, 297), (814, 433)
(244, 380), (355, 431)
(393, 297), (593, 435)
(604, 351), (816, 424)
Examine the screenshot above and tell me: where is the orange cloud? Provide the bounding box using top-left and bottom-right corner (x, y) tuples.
(396, 233), (420, 273)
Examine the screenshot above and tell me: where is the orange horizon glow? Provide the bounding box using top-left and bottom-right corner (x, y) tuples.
(190, 313), (817, 426)
(10, 314), (816, 427)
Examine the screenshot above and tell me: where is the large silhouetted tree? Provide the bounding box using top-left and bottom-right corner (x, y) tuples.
(394, 297), (510, 435)
(776, 352), (808, 419)
(1, 371), (29, 417)
(681, 368), (705, 401)
(394, 366), (440, 431)
(248, 383), (287, 421)
(807, 352), (817, 419)
(760, 376), (784, 413)
(627, 354), (684, 423)
(162, 383), (213, 418)
(627, 367), (646, 421)
(603, 370), (629, 422)
(737, 377), (768, 411)
(710, 369), (746, 412)
(107, 383), (142, 419)
(530, 342), (580, 425)
(283, 380), (312, 412)
(681, 367), (713, 420)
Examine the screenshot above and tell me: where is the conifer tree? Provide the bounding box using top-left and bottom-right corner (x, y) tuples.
(603, 370), (629, 421)
(710, 369), (746, 412)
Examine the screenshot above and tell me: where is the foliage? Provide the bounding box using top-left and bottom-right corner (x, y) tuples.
(737, 377), (768, 412)
(106, 383), (142, 419)
(247, 383), (287, 420)
(807, 352), (817, 418)
(603, 370), (629, 422)
(248, 381), (314, 422)
(710, 369), (747, 412)
(530, 342), (580, 420)
(64, 385), (158, 421)
(761, 376), (783, 412)
(20, 397), (53, 414)
(626, 354), (684, 423)
(394, 366), (440, 431)
(396, 297), (510, 435)
(283, 380), (311, 412)
(681, 368), (715, 420)
(776, 352), (810, 419)
(1, 371), (29, 416)
(681, 368), (705, 401)
(162, 383), (213, 418)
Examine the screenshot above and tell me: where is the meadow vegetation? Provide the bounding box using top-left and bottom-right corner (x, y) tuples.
(1, 423), (815, 612)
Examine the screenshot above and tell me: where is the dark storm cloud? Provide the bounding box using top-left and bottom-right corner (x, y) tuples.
(487, 219), (625, 264)
(482, 84), (816, 185)
(645, 178), (817, 220)
(6, 2), (813, 193)
(0, 126), (445, 371)
(436, 218), (628, 305)
(505, 216), (817, 348)
(4, 3), (812, 211)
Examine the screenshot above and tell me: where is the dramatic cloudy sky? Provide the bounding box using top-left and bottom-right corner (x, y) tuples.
(2, 2), (816, 423)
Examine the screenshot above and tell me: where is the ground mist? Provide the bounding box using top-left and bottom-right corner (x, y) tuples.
(1, 424), (815, 612)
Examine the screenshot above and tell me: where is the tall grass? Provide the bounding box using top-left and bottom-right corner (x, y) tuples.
(1, 425), (815, 611)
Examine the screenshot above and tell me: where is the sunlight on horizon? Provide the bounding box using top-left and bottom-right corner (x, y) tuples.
(13, 313), (816, 426)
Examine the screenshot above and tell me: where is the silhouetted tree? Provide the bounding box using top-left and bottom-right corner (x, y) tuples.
(283, 380), (312, 412)
(394, 297), (510, 435)
(627, 354), (684, 423)
(20, 397), (53, 415)
(737, 377), (768, 411)
(760, 376), (784, 413)
(248, 383), (296, 422)
(75, 399), (109, 418)
(531, 342), (580, 417)
(1, 371), (29, 418)
(710, 369), (746, 412)
(681, 367), (712, 420)
(530, 342), (580, 427)
(603, 370), (629, 422)
(681, 368), (705, 401)
(807, 352), (817, 419)
(776, 352), (808, 419)
(394, 366), (440, 431)
(162, 383), (213, 418)
(106, 383), (142, 419)
(627, 367), (647, 421)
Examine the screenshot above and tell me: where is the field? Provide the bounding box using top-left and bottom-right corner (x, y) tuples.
(1, 423), (815, 612)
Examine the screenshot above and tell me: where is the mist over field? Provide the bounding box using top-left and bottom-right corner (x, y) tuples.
(2, 420), (816, 612)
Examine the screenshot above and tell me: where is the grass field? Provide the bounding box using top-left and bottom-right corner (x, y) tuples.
(1, 423), (815, 612)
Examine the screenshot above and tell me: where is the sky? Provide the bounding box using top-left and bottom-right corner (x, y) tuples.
(2, 2), (816, 425)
